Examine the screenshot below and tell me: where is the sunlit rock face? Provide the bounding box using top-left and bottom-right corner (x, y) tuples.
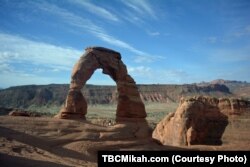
(218, 98), (250, 115)
(153, 96), (231, 146)
(55, 46), (146, 121)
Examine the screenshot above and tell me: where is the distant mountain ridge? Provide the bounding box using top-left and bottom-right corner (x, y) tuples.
(1, 80), (247, 109)
(198, 79), (249, 85)
(197, 79), (250, 99)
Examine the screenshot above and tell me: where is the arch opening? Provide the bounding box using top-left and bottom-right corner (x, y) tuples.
(84, 69), (117, 126)
(86, 68), (116, 86)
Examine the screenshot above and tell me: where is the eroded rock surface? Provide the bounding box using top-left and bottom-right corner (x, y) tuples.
(218, 98), (250, 115)
(56, 47), (146, 120)
(8, 109), (30, 117)
(153, 96), (230, 146)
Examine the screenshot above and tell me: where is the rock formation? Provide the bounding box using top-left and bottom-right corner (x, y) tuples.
(55, 46), (146, 121)
(8, 109), (30, 117)
(153, 96), (229, 146)
(7, 108), (41, 117)
(219, 98), (250, 115)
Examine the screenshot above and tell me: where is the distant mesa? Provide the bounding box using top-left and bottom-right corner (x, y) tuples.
(218, 97), (250, 115)
(55, 46), (146, 121)
(1, 78), (249, 109)
(153, 96), (250, 146)
(210, 79), (248, 85)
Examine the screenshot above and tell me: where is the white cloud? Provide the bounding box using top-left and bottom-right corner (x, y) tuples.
(0, 63), (12, 73)
(0, 32), (164, 87)
(94, 32), (146, 55)
(121, 9), (145, 26)
(155, 69), (189, 84)
(121, 0), (156, 19)
(147, 31), (160, 36)
(69, 0), (119, 22)
(0, 33), (81, 72)
(134, 54), (165, 63)
(33, 1), (103, 33)
(128, 66), (151, 75)
(161, 69), (187, 78)
(31, 1), (162, 63)
(0, 72), (68, 88)
(127, 66), (190, 84)
(0, 32), (80, 87)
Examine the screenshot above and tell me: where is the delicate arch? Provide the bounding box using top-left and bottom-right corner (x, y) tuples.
(56, 47), (147, 121)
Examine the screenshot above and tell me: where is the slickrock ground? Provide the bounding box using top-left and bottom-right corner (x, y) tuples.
(1, 112), (250, 166)
(0, 116), (183, 167)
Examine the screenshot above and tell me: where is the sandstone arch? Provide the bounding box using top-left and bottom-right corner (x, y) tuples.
(56, 46), (147, 121)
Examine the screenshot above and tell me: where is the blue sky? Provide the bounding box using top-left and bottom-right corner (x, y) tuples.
(0, 0), (250, 88)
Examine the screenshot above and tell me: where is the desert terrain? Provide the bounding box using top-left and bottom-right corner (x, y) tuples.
(1, 110), (250, 167)
(1, 79), (250, 166)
